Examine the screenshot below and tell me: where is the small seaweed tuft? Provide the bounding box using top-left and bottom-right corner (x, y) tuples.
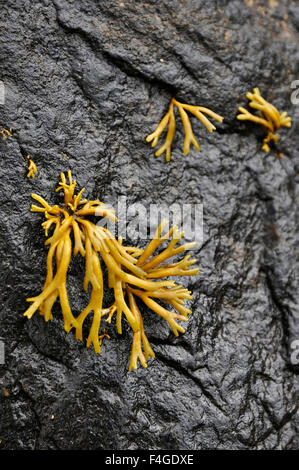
(26, 155), (37, 178)
(237, 87), (292, 152)
(146, 98), (223, 162)
(24, 172), (198, 370)
(0, 127), (12, 141)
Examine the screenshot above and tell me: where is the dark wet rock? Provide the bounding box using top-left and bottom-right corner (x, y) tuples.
(0, 0), (298, 450)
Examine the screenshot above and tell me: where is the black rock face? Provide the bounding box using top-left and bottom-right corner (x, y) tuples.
(0, 0), (298, 450)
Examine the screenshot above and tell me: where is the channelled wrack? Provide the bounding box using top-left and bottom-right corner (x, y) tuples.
(146, 97), (223, 162)
(26, 155), (37, 178)
(24, 171), (199, 370)
(237, 87), (292, 152)
(0, 127), (12, 141)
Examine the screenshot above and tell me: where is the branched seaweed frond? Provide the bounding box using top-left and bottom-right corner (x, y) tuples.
(24, 172), (198, 370)
(237, 87), (292, 152)
(0, 127), (12, 141)
(26, 155), (37, 178)
(146, 98), (223, 162)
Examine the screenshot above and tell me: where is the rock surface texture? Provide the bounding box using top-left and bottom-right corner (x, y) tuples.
(0, 0), (299, 450)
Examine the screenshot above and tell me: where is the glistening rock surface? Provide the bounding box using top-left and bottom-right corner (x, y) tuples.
(0, 0), (298, 450)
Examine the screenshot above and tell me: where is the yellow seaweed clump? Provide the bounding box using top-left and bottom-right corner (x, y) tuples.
(26, 155), (37, 178)
(146, 98), (223, 162)
(24, 171), (199, 370)
(0, 127), (12, 141)
(237, 87), (292, 152)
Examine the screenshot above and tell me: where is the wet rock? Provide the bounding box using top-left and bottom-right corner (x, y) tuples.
(0, 0), (298, 450)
